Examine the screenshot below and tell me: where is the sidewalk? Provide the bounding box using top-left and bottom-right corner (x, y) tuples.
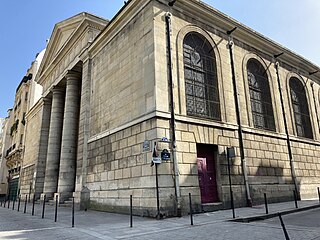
(0, 199), (319, 239)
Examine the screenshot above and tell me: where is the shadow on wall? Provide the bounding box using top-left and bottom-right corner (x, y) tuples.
(177, 148), (302, 215)
(252, 162), (300, 205)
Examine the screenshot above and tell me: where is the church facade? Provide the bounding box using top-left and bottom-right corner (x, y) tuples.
(14, 0), (320, 217)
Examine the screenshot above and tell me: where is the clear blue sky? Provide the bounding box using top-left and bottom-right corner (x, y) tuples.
(0, 0), (319, 118)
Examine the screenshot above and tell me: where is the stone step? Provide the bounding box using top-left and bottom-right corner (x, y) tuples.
(59, 198), (73, 208)
(201, 202), (224, 212)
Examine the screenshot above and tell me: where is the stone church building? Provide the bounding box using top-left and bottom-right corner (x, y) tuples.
(17, 0), (320, 217)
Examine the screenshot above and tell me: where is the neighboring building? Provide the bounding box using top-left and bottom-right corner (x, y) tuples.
(19, 48), (46, 198)
(2, 49), (45, 200)
(15, 0), (320, 217)
(0, 117), (8, 197)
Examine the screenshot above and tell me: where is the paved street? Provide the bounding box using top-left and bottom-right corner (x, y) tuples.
(0, 200), (319, 239)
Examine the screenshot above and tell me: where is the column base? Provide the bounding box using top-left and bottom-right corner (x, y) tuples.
(41, 193), (54, 201)
(54, 192), (73, 203)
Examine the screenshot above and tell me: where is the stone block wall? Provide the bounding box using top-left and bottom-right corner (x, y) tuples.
(86, 118), (176, 217)
(72, 0), (320, 216)
(89, 2), (155, 136)
(20, 165), (34, 197)
(291, 139), (320, 199)
(152, 0), (320, 209)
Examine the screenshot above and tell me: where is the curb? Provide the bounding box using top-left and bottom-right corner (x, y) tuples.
(229, 204), (320, 223)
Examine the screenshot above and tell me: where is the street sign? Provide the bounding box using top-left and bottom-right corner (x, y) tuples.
(227, 147), (236, 158)
(152, 157), (162, 164)
(160, 137), (169, 142)
(161, 149), (170, 161)
(142, 140), (150, 152)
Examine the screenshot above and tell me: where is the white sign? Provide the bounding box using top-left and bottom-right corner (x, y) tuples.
(152, 157), (162, 164)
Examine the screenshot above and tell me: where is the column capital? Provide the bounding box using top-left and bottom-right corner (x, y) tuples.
(42, 96), (52, 105)
(65, 71), (81, 81)
(51, 86), (65, 95)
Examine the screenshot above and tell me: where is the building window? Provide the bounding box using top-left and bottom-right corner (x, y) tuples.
(20, 134), (23, 145)
(25, 92), (28, 101)
(290, 77), (313, 139)
(247, 59), (275, 131)
(183, 32), (220, 120)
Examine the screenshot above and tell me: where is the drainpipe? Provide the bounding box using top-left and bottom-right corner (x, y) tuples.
(311, 82), (320, 134)
(165, 12), (181, 216)
(274, 60), (299, 199)
(227, 31), (252, 207)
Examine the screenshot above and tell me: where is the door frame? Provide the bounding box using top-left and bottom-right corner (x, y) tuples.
(196, 144), (221, 203)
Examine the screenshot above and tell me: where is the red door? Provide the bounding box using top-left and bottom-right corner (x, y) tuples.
(197, 145), (219, 203)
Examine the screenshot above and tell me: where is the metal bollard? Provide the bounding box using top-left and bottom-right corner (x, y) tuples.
(189, 193), (194, 226)
(231, 190), (235, 219)
(264, 193), (269, 214)
(54, 195), (58, 222)
(0, 200), (2, 207)
(17, 196), (21, 212)
(24, 195), (27, 213)
(32, 195), (35, 216)
(278, 212), (290, 240)
(317, 187), (320, 204)
(72, 197), (75, 228)
(42, 195), (46, 219)
(7, 199), (10, 209)
(130, 195), (133, 228)
(293, 190), (298, 209)
(4, 199), (6, 208)
(12, 198), (15, 210)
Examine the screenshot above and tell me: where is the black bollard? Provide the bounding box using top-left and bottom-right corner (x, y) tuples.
(32, 195), (35, 216)
(54, 195), (58, 222)
(17, 196), (21, 212)
(293, 190), (298, 209)
(7, 199), (10, 209)
(130, 195), (133, 228)
(12, 198), (15, 210)
(0, 200), (2, 207)
(278, 212), (290, 240)
(3, 199), (6, 208)
(317, 187), (320, 204)
(24, 195), (27, 213)
(42, 195), (46, 219)
(72, 197), (75, 228)
(189, 193), (194, 226)
(264, 193), (269, 214)
(231, 190), (235, 219)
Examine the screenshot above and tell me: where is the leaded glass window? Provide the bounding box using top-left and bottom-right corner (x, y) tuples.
(289, 77), (313, 139)
(183, 33), (221, 120)
(247, 59), (275, 131)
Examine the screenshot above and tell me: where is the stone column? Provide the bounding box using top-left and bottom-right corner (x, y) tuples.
(42, 87), (65, 199)
(57, 72), (80, 201)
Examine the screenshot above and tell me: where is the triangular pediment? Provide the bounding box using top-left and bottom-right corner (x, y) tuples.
(36, 12), (108, 85)
(40, 14), (84, 75)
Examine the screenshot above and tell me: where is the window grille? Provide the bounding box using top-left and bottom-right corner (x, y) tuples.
(247, 59), (275, 131)
(183, 33), (220, 120)
(289, 77), (313, 139)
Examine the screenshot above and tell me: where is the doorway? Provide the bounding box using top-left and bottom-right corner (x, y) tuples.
(197, 144), (219, 203)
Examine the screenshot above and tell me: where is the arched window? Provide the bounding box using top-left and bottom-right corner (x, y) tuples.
(247, 59), (275, 131)
(183, 32), (220, 120)
(289, 77), (313, 139)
